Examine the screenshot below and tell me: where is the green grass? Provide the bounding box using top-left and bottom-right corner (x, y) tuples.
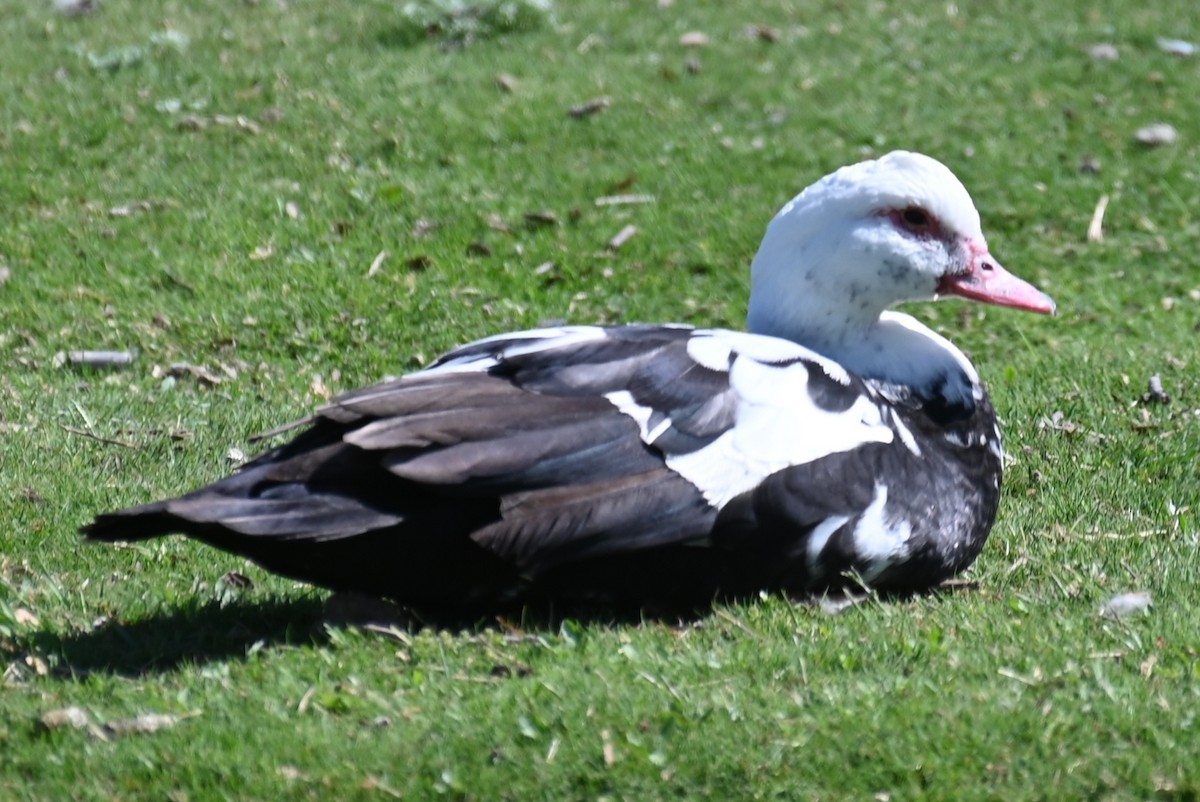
(2, 0), (1199, 799)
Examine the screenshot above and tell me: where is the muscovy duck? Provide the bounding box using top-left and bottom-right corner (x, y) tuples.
(83, 151), (1054, 610)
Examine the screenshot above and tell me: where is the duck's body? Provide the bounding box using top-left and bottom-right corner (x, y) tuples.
(83, 152), (1054, 610)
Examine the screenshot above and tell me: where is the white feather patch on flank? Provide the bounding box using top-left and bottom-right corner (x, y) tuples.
(987, 423), (1004, 460)
(890, 411), (922, 457)
(659, 356), (892, 508)
(804, 514), (851, 572)
(605, 390), (656, 439)
(852, 484), (912, 580)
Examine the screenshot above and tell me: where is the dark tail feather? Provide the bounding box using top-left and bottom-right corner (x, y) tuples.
(81, 500), (182, 542)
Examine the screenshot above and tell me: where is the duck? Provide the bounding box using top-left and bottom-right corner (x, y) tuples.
(83, 151), (1055, 611)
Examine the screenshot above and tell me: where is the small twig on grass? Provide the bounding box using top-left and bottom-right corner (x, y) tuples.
(60, 425), (139, 449)
(997, 667), (1042, 686)
(71, 400), (96, 430)
(67, 350), (135, 368)
(594, 194), (656, 207)
(568, 96), (610, 119)
(367, 249), (389, 278)
(1087, 194), (1109, 242)
(601, 728), (616, 767)
(296, 686), (316, 714)
(607, 224), (638, 250)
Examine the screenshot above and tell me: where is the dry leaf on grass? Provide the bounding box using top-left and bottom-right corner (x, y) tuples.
(607, 224), (638, 250)
(568, 96), (610, 118)
(39, 707), (91, 731)
(219, 571), (253, 590)
(1141, 375), (1170, 404)
(108, 199), (176, 217)
(1100, 591), (1152, 619)
(595, 194), (655, 206)
(102, 712), (195, 737)
(176, 114), (264, 135)
(249, 243), (274, 260)
(745, 24), (781, 42)
(605, 174), (638, 192)
(1156, 37), (1197, 56)
(486, 214), (513, 234)
(524, 210), (558, 226)
(1135, 123), (1178, 146)
(166, 362), (224, 386)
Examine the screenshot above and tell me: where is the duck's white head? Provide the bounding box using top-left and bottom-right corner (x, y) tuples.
(746, 151), (1054, 356)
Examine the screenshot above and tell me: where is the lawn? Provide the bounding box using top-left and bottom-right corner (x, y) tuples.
(1, 0), (1198, 799)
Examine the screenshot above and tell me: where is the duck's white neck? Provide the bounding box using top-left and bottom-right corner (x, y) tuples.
(745, 231), (983, 408)
(750, 297), (979, 395)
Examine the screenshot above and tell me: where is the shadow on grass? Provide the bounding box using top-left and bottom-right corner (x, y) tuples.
(13, 597), (327, 679)
(11, 592), (727, 680)
(11, 581), (976, 680)
(5, 594), (692, 680)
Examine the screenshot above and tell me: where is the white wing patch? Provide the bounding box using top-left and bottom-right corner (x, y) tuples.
(645, 352), (893, 508)
(889, 411), (922, 457)
(852, 484), (912, 580)
(987, 422), (1004, 460)
(684, 335), (734, 372)
(421, 326), (608, 376)
(804, 514), (851, 571)
(690, 330), (852, 385)
(605, 390), (662, 442)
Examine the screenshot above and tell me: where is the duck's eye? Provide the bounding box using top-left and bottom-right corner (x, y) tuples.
(900, 206), (933, 230)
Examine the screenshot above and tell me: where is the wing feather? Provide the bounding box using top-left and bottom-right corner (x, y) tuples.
(473, 468), (717, 569)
